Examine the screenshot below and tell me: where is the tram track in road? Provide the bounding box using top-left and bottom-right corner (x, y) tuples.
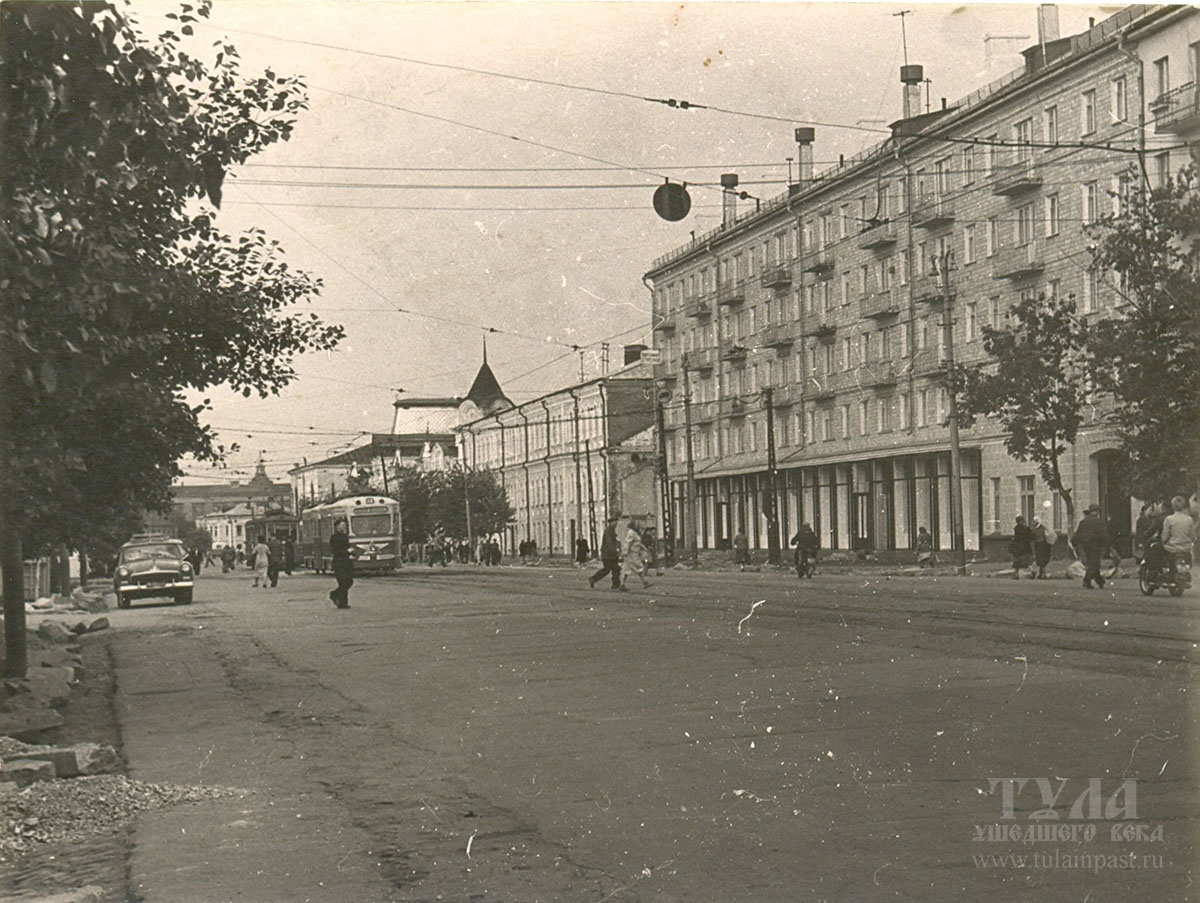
(369, 565), (1199, 670)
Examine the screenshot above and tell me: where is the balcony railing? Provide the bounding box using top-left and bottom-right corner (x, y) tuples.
(861, 289), (901, 319)
(863, 359), (900, 386)
(911, 196), (957, 228)
(1152, 83), (1200, 134)
(652, 363), (678, 383)
(724, 396), (748, 417)
(683, 347), (718, 372)
(806, 321), (837, 341)
(992, 158), (1042, 196)
(720, 341), (749, 363)
(911, 273), (948, 305)
(911, 347), (946, 375)
(992, 242), (1044, 280)
(766, 383), (800, 406)
(761, 264), (794, 289)
(652, 314), (677, 333)
(684, 296), (713, 319)
(758, 323), (797, 349)
(691, 401), (718, 423)
(716, 282), (747, 307)
(857, 219), (899, 250)
(803, 251), (835, 274)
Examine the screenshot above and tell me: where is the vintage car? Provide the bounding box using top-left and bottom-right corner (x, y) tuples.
(113, 535), (194, 608)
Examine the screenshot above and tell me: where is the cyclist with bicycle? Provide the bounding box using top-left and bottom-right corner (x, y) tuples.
(791, 523), (819, 578)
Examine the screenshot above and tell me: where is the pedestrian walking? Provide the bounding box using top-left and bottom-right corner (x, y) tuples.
(621, 520), (652, 589)
(1074, 504), (1111, 589)
(1010, 516), (1035, 579)
(1031, 516), (1056, 579)
(283, 537), (296, 576)
(589, 514), (624, 591)
(574, 537), (589, 567)
(220, 546), (236, 573)
(267, 535), (283, 587)
(250, 535), (270, 588)
(915, 526), (934, 568)
(641, 526), (661, 575)
(329, 519), (357, 608)
(733, 528), (750, 571)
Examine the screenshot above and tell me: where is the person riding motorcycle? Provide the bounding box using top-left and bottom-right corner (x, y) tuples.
(790, 524), (819, 577)
(1160, 495), (1196, 585)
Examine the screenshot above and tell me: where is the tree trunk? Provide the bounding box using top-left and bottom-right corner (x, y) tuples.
(2, 522), (27, 679)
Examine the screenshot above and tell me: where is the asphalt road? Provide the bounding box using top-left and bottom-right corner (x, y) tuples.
(111, 563), (1198, 902)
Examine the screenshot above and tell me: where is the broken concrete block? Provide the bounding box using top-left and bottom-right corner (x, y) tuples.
(5, 742), (118, 777)
(0, 758), (56, 785)
(36, 620), (74, 644)
(0, 707), (65, 740)
(86, 616), (110, 632)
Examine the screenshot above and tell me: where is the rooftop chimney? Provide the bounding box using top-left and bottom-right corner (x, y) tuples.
(721, 173), (739, 227)
(793, 127), (815, 184)
(1037, 4), (1060, 45)
(900, 64), (923, 120)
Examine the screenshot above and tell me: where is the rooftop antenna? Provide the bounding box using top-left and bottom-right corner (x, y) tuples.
(893, 9), (913, 67)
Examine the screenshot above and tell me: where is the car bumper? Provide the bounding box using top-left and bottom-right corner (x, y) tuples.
(115, 579), (193, 597)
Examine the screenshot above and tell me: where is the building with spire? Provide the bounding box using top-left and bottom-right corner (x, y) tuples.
(457, 345), (657, 558)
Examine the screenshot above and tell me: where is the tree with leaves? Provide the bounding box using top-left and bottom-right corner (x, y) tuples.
(957, 292), (1094, 543)
(388, 466), (514, 545)
(1085, 165), (1200, 504)
(0, 2), (342, 676)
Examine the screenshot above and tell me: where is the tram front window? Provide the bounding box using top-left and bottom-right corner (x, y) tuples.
(351, 513), (392, 537)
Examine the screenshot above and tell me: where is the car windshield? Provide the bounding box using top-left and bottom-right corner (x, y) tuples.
(350, 513), (392, 537)
(121, 544), (183, 563)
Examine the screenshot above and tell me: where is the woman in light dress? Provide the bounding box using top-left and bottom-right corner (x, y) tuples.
(621, 519), (653, 589)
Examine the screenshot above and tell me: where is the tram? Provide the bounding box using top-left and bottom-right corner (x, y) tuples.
(298, 495), (402, 574)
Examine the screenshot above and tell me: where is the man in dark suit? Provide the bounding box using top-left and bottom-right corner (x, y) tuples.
(588, 513), (624, 591)
(1075, 504), (1110, 589)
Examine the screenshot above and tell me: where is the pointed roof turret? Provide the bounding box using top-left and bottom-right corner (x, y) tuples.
(462, 338), (512, 417)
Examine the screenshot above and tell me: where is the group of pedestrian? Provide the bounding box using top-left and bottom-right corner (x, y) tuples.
(588, 513), (655, 591)
(1008, 515), (1059, 580)
(247, 535), (296, 589)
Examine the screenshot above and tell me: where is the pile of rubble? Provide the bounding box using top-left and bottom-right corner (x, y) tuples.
(26, 587), (110, 615)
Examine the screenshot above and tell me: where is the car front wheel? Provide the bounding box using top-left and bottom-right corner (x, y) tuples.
(117, 592), (131, 609)
(175, 588), (193, 605)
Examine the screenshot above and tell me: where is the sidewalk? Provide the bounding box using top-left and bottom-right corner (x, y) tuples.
(113, 622), (400, 902)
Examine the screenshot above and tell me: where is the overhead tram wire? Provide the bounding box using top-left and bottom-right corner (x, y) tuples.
(164, 15), (892, 137)
(230, 183), (591, 355)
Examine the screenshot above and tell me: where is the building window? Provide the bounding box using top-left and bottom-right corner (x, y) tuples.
(962, 147), (974, 185)
(1044, 105), (1058, 145)
(897, 177), (908, 213)
(1016, 203), (1036, 246)
(878, 397), (891, 432)
(840, 404), (851, 439)
(859, 399), (870, 436)
(1154, 152), (1171, 188)
(1019, 475), (1036, 524)
(860, 331), (872, 362)
(989, 296), (1001, 330)
(963, 224), (976, 264)
(859, 263), (870, 294)
(1014, 118), (1034, 161)
(986, 217), (999, 257)
(965, 302), (978, 342)
(841, 271), (852, 306)
(839, 204), (850, 239)
(989, 477), (1002, 533)
(899, 394), (911, 429)
(822, 409), (832, 441)
(1081, 89), (1096, 135)
(1082, 269), (1101, 313)
(841, 336), (852, 371)
(900, 248), (911, 285)
(1082, 182), (1099, 225)
(1112, 76), (1128, 123)
(916, 316), (929, 351)
(1045, 193), (1060, 237)
(984, 136), (997, 176)
(804, 410), (814, 442)
(918, 388), (930, 427)
(1046, 278), (1060, 301)
(1154, 56), (1170, 99)
(935, 157), (952, 197)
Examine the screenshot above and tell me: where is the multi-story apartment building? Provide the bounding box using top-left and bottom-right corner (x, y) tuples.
(457, 348), (656, 557)
(645, 6), (1195, 560)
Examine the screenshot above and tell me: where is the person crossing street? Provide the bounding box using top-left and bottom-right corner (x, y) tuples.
(329, 519), (358, 608)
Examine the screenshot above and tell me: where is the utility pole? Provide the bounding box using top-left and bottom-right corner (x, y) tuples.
(655, 386), (675, 566)
(935, 250), (967, 574)
(763, 387), (781, 565)
(681, 355), (698, 563)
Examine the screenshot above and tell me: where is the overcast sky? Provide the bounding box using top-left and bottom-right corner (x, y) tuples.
(153, 1), (1117, 485)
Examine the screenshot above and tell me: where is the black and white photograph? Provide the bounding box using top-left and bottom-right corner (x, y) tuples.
(1, 1), (1197, 900)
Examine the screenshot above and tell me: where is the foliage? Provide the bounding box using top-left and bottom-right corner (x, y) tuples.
(389, 466), (514, 543)
(182, 527), (213, 553)
(1085, 165), (1200, 503)
(0, 1), (342, 557)
(957, 292), (1092, 534)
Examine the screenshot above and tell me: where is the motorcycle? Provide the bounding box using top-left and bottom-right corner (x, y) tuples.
(1138, 542), (1192, 596)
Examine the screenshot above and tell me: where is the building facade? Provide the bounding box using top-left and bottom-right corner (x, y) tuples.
(645, 6), (1195, 559)
(457, 352), (657, 557)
